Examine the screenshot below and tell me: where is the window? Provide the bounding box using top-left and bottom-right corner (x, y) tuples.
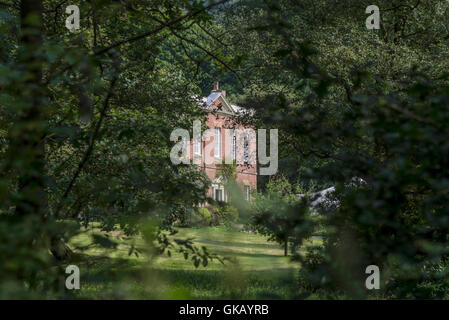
(244, 186), (250, 201)
(243, 132), (249, 163)
(232, 130), (236, 161)
(194, 134), (201, 155)
(214, 127), (221, 158)
(215, 189), (223, 202)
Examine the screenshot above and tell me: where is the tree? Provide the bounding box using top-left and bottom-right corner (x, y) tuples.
(220, 0), (449, 297)
(252, 176), (311, 256)
(0, 0), (235, 297)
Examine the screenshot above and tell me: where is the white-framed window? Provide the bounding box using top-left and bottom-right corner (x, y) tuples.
(244, 186), (250, 201)
(194, 134), (201, 155)
(215, 189), (223, 202)
(214, 127), (221, 158)
(243, 132), (249, 163)
(232, 130), (236, 161)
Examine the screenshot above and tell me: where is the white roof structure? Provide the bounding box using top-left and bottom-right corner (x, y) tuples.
(297, 178), (366, 214)
(297, 187), (338, 213)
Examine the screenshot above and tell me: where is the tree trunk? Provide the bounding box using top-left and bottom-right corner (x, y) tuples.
(50, 236), (73, 261)
(14, 1), (45, 218)
(14, 0), (73, 262)
(284, 237), (288, 256)
(7, 0), (45, 286)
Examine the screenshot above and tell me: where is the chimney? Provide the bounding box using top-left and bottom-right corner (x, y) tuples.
(212, 81), (226, 98)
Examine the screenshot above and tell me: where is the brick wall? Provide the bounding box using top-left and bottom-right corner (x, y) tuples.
(188, 96), (257, 202)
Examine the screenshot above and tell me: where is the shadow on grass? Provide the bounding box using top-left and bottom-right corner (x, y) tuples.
(71, 252), (299, 299)
(204, 250), (289, 260)
(155, 268), (299, 299)
(190, 238), (283, 251)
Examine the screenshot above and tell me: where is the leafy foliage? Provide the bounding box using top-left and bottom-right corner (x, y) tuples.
(232, 0), (449, 298)
(251, 176), (312, 256)
(0, 0), (233, 297)
(2, 0), (449, 299)
(215, 204), (239, 226)
(185, 207), (212, 227)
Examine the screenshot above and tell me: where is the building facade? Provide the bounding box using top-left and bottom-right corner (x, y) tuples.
(190, 82), (257, 203)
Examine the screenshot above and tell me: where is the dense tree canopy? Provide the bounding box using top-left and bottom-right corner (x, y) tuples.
(0, 0), (448, 299)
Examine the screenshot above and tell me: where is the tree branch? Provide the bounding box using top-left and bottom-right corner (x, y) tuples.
(94, 0), (230, 56)
(150, 15), (244, 87)
(54, 72), (118, 219)
(0, 1), (18, 10)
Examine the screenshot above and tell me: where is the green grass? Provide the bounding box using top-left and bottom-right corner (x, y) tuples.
(67, 225), (320, 299)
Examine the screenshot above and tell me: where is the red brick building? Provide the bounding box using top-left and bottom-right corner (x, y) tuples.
(190, 82), (257, 202)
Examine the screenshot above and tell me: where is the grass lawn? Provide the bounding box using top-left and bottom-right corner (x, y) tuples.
(67, 225), (320, 299)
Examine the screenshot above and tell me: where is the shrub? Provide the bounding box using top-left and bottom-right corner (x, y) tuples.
(188, 207), (212, 227)
(216, 205), (239, 225)
(198, 207), (212, 225)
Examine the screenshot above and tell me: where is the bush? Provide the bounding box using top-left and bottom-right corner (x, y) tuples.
(188, 207), (212, 227)
(216, 205), (239, 225)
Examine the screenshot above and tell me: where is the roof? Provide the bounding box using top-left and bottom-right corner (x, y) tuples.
(198, 91), (253, 116)
(296, 177), (366, 213)
(206, 92), (222, 107)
